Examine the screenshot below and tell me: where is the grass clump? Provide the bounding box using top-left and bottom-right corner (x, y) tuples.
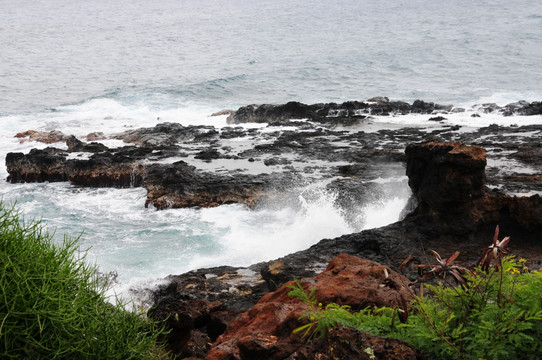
(0, 202), (167, 359)
(289, 227), (542, 360)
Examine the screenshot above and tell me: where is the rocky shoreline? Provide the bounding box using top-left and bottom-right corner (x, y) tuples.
(5, 98), (542, 358)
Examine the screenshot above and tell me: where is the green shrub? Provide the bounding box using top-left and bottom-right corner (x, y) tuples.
(289, 258), (542, 360)
(403, 257), (542, 360)
(0, 203), (167, 359)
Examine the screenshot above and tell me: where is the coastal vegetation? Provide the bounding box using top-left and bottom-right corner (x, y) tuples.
(289, 228), (542, 360)
(0, 202), (167, 359)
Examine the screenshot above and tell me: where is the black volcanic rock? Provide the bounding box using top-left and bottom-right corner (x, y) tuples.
(142, 161), (299, 210)
(66, 135), (109, 153)
(227, 99), (459, 124)
(6, 102), (542, 359)
(6, 148), (68, 183)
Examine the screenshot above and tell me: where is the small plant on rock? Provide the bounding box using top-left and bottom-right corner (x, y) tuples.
(415, 249), (469, 286)
(287, 280), (401, 340)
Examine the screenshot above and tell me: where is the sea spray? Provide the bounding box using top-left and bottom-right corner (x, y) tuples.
(193, 181), (353, 268)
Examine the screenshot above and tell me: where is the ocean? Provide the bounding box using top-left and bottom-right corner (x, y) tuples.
(1, 0), (542, 299)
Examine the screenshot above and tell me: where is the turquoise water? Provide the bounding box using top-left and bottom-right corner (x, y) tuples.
(1, 0), (542, 297)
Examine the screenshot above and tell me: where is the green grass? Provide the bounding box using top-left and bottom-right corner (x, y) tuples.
(0, 202), (167, 359)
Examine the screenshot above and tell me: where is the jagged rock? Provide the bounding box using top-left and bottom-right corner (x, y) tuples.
(479, 103), (501, 113)
(113, 122), (216, 147)
(194, 148), (221, 161)
(207, 254), (414, 360)
(148, 296), (221, 356)
(5, 110), (542, 221)
(148, 265), (270, 356)
(405, 141), (487, 235)
(227, 99), (458, 124)
(66, 157), (146, 188)
(219, 126), (247, 139)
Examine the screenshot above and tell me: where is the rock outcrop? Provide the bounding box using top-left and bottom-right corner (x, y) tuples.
(144, 138), (542, 358)
(226, 99), (452, 124)
(6, 148), (68, 183)
(7, 109), (542, 210)
(405, 141), (542, 241)
(142, 162), (290, 209)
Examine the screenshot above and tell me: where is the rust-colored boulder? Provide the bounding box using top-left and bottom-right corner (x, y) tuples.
(311, 253), (413, 310)
(207, 254), (415, 360)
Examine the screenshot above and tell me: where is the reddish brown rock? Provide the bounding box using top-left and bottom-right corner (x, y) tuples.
(15, 130), (67, 144)
(207, 254), (415, 360)
(86, 132), (107, 141)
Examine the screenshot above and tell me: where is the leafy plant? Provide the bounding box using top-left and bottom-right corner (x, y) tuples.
(0, 202), (168, 359)
(404, 256), (542, 359)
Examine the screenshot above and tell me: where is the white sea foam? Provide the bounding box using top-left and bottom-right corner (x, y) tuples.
(460, 91), (542, 108)
(361, 196), (410, 230)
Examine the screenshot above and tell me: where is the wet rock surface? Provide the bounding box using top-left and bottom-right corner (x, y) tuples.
(6, 99), (542, 210)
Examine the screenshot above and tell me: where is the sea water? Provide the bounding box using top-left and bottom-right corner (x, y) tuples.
(1, 0), (542, 298)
